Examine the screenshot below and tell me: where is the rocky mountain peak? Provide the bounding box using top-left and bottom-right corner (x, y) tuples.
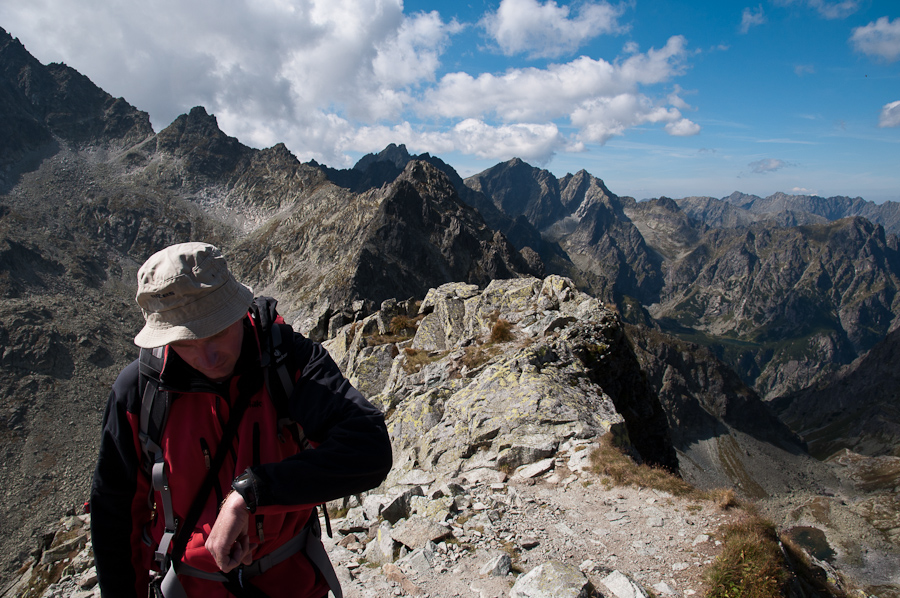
(354, 142), (412, 171)
(465, 158), (566, 231)
(0, 27), (152, 172)
(153, 106), (252, 186)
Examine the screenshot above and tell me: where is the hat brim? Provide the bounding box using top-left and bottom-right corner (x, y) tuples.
(134, 282), (253, 348)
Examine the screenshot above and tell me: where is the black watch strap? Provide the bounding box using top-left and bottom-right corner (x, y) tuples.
(232, 469), (259, 513)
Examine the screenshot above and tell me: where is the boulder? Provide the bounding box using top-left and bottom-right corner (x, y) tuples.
(509, 561), (594, 598)
(390, 515), (453, 550)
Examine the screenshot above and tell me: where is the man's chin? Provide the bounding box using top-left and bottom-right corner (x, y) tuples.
(203, 367), (235, 383)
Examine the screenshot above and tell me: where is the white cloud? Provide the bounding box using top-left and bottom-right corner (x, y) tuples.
(850, 17), (900, 62)
(347, 119), (566, 164)
(0, 0), (698, 168)
(794, 64), (815, 76)
(791, 187), (817, 194)
(879, 101), (900, 128)
(807, 0), (859, 19)
(452, 119), (566, 162)
(739, 6), (766, 34)
(666, 118), (701, 137)
(667, 85), (694, 110)
(749, 158), (788, 174)
(482, 0), (625, 59)
(570, 95), (699, 144)
(423, 36), (689, 122)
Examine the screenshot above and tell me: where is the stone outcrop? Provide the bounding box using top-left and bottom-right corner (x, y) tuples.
(325, 275), (677, 483)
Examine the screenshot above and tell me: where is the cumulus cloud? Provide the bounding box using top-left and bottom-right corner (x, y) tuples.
(347, 119), (566, 164)
(424, 36), (688, 122)
(666, 118), (702, 136)
(740, 6), (766, 34)
(1, 0), (698, 167)
(850, 17), (900, 62)
(749, 158), (788, 174)
(879, 101), (900, 128)
(482, 0), (625, 59)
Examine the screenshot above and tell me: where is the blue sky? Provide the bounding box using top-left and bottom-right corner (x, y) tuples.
(1, 0), (898, 202)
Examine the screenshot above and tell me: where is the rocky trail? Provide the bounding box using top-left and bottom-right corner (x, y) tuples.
(7, 439), (744, 598)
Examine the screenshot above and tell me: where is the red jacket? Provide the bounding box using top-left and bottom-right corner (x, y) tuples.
(90, 315), (392, 597)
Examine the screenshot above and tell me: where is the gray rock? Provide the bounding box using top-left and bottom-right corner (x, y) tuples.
(510, 561), (593, 598)
(400, 469), (436, 486)
(602, 570), (649, 598)
(513, 457), (555, 480)
(362, 494), (389, 521)
(381, 486), (425, 524)
(397, 542), (437, 576)
(652, 581), (676, 596)
(479, 553), (512, 577)
(363, 521), (397, 566)
(390, 515), (453, 550)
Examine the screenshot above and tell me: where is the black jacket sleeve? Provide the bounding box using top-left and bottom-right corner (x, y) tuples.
(252, 335), (393, 506)
(90, 360), (148, 598)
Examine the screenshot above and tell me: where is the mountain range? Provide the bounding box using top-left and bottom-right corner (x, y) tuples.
(1, 25), (899, 594)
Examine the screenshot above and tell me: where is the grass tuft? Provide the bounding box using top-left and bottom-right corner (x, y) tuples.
(589, 434), (698, 497)
(490, 318), (514, 344)
(705, 515), (788, 598)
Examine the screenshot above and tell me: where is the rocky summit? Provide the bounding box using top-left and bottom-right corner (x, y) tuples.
(2, 26), (900, 598)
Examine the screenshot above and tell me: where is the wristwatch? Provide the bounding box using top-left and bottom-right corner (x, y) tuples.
(232, 469), (259, 513)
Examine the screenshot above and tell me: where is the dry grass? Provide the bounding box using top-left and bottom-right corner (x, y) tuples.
(402, 347), (445, 373)
(588, 435), (855, 598)
(490, 318), (514, 343)
(589, 434), (699, 498)
(590, 435), (743, 510)
(389, 314), (420, 336)
(705, 514), (788, 598)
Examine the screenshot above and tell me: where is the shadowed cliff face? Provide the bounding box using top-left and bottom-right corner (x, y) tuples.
(0, 27), (153, 178)
(772, 326), (900, 459)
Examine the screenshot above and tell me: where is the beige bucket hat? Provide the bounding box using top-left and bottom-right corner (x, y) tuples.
(134, 242), (254, 348)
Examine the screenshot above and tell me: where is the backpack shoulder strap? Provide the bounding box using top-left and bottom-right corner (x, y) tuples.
(137, 346), (179, 567)
(249, 297), (305, 444)
(138, 346), (170, 472)
(249, 297), (331, 537)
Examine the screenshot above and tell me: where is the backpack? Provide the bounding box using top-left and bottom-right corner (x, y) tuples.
(136, 296), (337, 597)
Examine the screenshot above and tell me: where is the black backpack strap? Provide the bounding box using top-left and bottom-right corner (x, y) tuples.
(248, 297), (332, 538)
(139, 347), (170, 470)
(249, 297), (304, 445)
(138, 348), (180, 565)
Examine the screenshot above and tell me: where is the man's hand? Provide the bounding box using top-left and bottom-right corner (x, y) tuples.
(205, 491), (257, 572)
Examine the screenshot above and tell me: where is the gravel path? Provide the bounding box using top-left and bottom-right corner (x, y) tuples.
(327, 465), (741, 598)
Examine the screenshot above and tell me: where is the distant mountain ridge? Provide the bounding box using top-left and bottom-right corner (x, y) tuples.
(680, 190), (900, 236)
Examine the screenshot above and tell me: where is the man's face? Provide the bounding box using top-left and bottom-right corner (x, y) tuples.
(169, 318), (244, 382)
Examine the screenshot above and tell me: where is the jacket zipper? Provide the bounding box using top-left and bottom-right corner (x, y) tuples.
(199, 437), (224, 506)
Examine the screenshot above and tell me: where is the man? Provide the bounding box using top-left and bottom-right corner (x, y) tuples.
(90, 242), (393, 597)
